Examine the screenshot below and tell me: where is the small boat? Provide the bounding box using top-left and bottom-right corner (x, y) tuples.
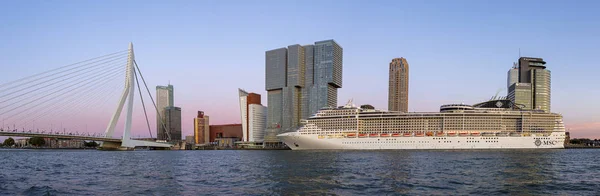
(459, 132), (469, 137)
(471, 132), (481, 136)
(380, 133), (390, 137)
(482, 132), (495, 136)
(403, 133), (412, 137)
(358, 134), (367, 138)
(415, 132), (425, 137)
(447, 132), (457, 136)
(436, 132), (445, 136)
(426, 132), (433, 136)
(369, 134), (379, 137)
(347, 133), (356, 138)
(510, 133), (522, 137)
(392, 133), (401, 137)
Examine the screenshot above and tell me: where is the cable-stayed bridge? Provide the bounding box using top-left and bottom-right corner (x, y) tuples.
(0, 43), (172, 150)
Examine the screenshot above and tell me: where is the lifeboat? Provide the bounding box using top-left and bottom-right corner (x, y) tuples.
(436, 132), (445, 136)
(403, 133), (412, 137)
(426, 132), (433, 136)
(380, 133), (390, 137)
(358, 134), (367, 138)
(447, 132), (457, 136)
(496, 132), (509, 137)
(347, 133), (356, 138)
(459, 132), (469, 137)
(369, 134), (379, 137)
(482, 132), (495, 136)
(471, 132), (481, 136)
(392, 133), (401, 137)
(415, 132), (425, 137)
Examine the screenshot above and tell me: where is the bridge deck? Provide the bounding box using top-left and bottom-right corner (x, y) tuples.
(0, 131), (121, 142)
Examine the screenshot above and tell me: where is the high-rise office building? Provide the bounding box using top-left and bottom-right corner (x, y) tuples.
(508, 83), (532, 109)
(507, 63), (519, 90)
(265, 40), (343, 142)
(156, 85), (174, 140)
(194, 111), (210, 145)
(248, 104), (267, 142)
(531, 68), (551, 112)
(165, 106), (182, 141)
(518, 57), (546, 83)
(507, 57), (551, 112)
(388, 58), (409, 112)
(239, 89), (267, 142)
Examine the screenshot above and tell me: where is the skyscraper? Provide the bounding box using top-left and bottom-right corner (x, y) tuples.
(388, 58), (409, 112)
(165, 106), (182, 141)
(248, 104), (267, 142)
(507, 62), (519, 90)
(194, 111), (209, 145)
(239, 89), (267, 142)
(156, 84), (174, 140)
(508, 83), (532, 109)
(531, 68), (551, 112)
(265, 39), (343, 141)
(508, 57), (551, 112)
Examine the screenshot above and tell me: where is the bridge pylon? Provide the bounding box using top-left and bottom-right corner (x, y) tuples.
(101, 43), (172, 150)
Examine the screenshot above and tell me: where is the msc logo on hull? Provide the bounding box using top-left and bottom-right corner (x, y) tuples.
(535, 139), (558, 146)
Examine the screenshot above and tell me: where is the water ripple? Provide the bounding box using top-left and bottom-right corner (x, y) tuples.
(0, 149), (599, 195)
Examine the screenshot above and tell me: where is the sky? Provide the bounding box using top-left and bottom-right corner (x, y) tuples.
(0, 0), (598, 139)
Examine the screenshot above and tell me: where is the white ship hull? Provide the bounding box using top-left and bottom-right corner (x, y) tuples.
(277, 132), (565, 150)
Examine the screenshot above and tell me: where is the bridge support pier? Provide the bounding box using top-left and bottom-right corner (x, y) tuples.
(97, 141), (131, 151)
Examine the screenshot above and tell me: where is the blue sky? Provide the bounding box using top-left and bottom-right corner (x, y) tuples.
(0, 0), (598, 138)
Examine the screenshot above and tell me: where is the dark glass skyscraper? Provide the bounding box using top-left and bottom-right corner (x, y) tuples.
(508, 57), (551, 112)
(264, 40), (343, 142)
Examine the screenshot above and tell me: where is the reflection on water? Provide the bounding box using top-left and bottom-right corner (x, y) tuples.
(0, 149), (599, 195)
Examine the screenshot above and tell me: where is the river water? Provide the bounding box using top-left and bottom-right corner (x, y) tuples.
(0, 149), (599, 195)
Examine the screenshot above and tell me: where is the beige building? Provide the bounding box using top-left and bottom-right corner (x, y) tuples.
(388, 58), (409, 112)
(194, 111), (210, 145)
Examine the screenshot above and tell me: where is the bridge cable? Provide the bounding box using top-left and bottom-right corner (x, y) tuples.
(0, 50), (127, 91)
(0, 54), (127, 97)
(0, 63), (124, 112)
(134, 69), (154, 138)
(133, 60), (172, 141)
(10, 69), (124, 132)
(31, 66), (125, 121)
(15, 73), (123, 132)
(53, 78), (124, 133)
(2, 65), (125, 128)
(0, 56), (126, 102)
(9, 69), (124, 128)
(1, 60), (126, 119)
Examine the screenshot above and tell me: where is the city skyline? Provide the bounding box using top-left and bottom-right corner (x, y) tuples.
(0, 1), (598, 139)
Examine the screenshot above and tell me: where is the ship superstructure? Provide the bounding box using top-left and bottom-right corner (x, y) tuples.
(277, 100), (565, 150)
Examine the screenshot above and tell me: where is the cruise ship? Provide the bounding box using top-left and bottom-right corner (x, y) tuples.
(277, 100), (566, 150)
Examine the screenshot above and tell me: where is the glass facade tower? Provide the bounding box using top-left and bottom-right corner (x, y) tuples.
(507, 57), (551, 112)
(265, 40), (343, 142)
(156, 84), (174, 140)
